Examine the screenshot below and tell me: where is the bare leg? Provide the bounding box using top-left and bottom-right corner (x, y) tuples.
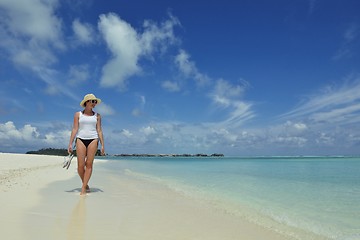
(80, 140), (98, 195)
(76, 139), (87, 186)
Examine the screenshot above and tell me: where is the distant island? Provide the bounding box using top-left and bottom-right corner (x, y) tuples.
(26, 148), (102, 156)
(26, 148), (224, 157)
(26, 148), (68, 156)
(114, 153), (224, 157)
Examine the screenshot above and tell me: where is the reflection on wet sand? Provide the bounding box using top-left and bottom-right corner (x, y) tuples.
(68, 197), (86, 240)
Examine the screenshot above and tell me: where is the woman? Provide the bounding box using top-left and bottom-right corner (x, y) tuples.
(68, 93), (105, 195)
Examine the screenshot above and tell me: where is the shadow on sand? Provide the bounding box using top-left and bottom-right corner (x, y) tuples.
(65, 187), (104, 193)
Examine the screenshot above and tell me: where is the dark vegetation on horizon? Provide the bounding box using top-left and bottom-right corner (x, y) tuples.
(26, 148), (224, 157)
(26, 148), (102, 156)
(115, 153), (224, 157)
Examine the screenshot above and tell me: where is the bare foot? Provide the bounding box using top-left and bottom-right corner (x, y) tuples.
(80, 185), (89, 196)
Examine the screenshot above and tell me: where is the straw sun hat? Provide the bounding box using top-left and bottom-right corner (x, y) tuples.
(80, 93), (102, 107)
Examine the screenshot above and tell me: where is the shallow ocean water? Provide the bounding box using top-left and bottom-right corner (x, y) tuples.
(98, 156), (360, 240)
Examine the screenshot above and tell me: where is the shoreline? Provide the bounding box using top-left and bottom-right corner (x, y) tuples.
(1, 153), (295, 240)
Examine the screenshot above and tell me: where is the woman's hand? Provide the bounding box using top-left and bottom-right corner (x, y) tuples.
(68, 145), (73, 154)
(101, 146), (105, 156)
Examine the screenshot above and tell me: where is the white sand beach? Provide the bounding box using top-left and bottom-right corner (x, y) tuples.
(0, 153), (293, 240)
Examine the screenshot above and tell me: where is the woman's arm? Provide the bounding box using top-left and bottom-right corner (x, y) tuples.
(68, 112), (79, 154)
(97, 113), (105, 155)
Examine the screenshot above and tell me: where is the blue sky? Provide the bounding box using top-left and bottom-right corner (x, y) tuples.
(0, 0), (360, 156)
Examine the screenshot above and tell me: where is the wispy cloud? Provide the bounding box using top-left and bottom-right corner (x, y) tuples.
(131, 95), (146, 117)
(67, 64), (90, 86)
(308, 0), (317, 15)
(0, 0), (81, 101)
(280, 75), (360, 125)
(72, 18), (96, 45)
(84, 75), (360, 155)
(174, 49), (210, 87)
(96, 102), (116, 116)
(332, 24), (359, 60)
(162, 49), (210, 93)
(210, 79), (254, 127)
(161, 80), (181, 92)
(0, 0), (64, 48)
(0, 0), (64, 69)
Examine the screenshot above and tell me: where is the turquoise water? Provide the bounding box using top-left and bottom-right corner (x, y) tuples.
(98, 156), (360, 240)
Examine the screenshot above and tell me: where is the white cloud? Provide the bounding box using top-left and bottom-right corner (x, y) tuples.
(140, 95), (146, 105)
(141, 126), (156, 136)
(316, 132), (334, 145)
(131, 95), (146, 117)
(0, 121), (70, 151)
(224, 102), (254, 125)
(0, 0), (79, 100)
(174, 50), (210, 86)
(44, 129), (69, 145)
(11, 45), (58, 69)
(271, 136), (308, 147)
(98, 12), (180, 90)
(215, 78), (245, 98)
(67, 64), (89, 86)
(293, 122), (307, 131)
(211, 128), (238, 142)
(161, 49), (211, 92)
(132, 109), (142, 117)
(98, 13), (142, 89)
(266, 121), (308, 140)
(1, 115), (357, 156)
(121, 129), (133, 138)
(21, 124), (40, 140)
(44, 84), (60, 95)
(96, 103), (116, 116)
(0, 0), (64, 68)
(161, 80), (180, 92)
(140, 13), (180, 55)
(100, 116), (360, 155)
(0, 0), (63, 47)
(0, 121), (21, 139)
(310, 103), (360, 124)
(211, 79), (247, 106)
(72, 18), (95, 45)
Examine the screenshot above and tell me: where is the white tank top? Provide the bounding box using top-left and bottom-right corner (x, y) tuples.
(77, 111), (98, 139)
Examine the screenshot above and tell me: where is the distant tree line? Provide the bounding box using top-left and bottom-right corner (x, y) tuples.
(26, 148), (68, 156)
(26, 148), (102, 156)
(115, 153), (224, 157)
